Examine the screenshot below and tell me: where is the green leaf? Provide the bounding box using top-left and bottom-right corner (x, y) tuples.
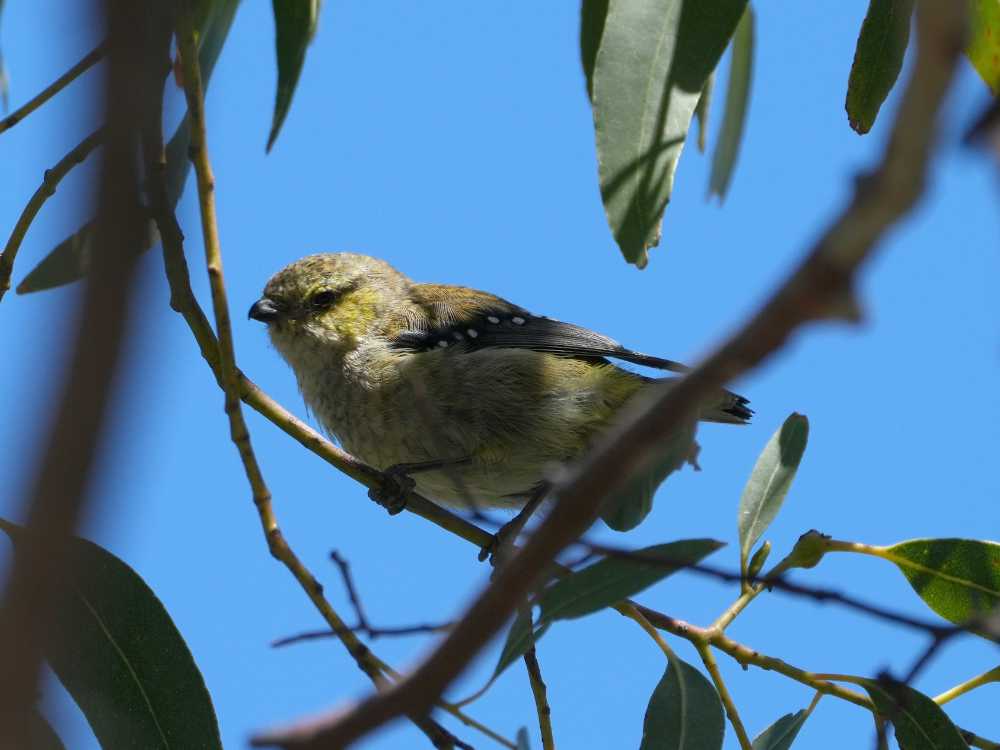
(267, 0), (320, 152)
(858, 678), (966, 750)
(694, 71), (715, 153)
(600, 417), (697, 531)
(580, 0), (610, 100)
(592, 0), (747, 266)
(708, 5), (754, 200)
(751, 710), (809, 750)
(537, 539), (724, 622)
(884, 538), (1000, 628)
(516, 727), (532, 750)
(27, 710), (66, 750)
(845, 0), (914, 135)
(968, 0), (1000, 94)
(745, 540), (771, 581)
(737, 413), (809, 575)
(17, 0), (242, 295)
(0, 519), (222, 749)
(491, 609), (550, 682)
(640, 651), (724, 750)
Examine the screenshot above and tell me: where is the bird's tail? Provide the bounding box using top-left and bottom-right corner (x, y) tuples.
(643, 376), (753, 424)
(700, 389), (753, 424)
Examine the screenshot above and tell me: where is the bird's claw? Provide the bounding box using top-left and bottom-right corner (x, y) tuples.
(477, 520), (517, 565)
(368, 465), (416, 515)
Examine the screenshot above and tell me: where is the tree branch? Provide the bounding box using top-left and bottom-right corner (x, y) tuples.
(0, 41), (107, 134)
(694, 640), (752, 750)
(523, 644), (554, 750)
(0, 128), (104, 302)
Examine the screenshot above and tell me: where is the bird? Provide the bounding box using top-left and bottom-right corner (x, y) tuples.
(248, 253), (751, 525)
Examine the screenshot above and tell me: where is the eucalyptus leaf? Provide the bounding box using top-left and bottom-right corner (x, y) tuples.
(600, 417), (697, 531)
(537, 539), (723, 622)
(845, 0), (914, 135)
(708, 5), (754, 200)
(640, 652), (724, 750)
(751, 710), (809, 750)
(592, 0), (746, 266)
(579, 0), (610, 100)
(737, 413), (809, 575)
(859, 678), (966, 750)
(694, 71), (715, 153)
(267, 0), (320, 152)
(884, 538), (1000, 629)
(968, 0), (1000, 94)
(0, 519), (222, 750)
(491, 609), (550, 682)
(17, 0), (241, 294)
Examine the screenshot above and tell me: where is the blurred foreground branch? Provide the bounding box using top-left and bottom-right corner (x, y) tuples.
(0, 3), (146, 743)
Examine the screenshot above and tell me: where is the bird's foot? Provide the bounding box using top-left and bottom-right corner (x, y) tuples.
(368, 464), (417, 515)
(478, 520), (518, 565)
(478, 483), (551, 565)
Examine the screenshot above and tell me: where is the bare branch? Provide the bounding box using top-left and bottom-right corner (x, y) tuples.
(0, 41), (107, 134)
(523, 644), (554, 750)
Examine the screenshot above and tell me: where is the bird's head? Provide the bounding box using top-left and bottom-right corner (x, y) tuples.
(249, 253), (409, 363)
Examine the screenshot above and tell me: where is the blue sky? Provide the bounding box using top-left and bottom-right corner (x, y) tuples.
(2, 2), (998, 749)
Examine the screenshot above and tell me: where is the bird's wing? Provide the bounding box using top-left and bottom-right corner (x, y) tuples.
(390, 283), (691, 374)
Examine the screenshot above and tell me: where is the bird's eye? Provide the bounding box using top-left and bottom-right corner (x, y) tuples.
(310, 290), (338, 309)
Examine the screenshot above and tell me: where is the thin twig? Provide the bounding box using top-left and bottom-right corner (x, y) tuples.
(694, 640), (752, 750)
(273, 623), (453, 648)
(0, 7), (145, 745)
(329, 551), (373, 632)
(0, 41), (107, 134)
(271, 551), (452, 646)
(0, 128), (104, 301)
(523, 645), (554, 750)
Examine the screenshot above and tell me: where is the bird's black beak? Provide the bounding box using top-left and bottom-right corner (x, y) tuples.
(248, 297), (281, 323)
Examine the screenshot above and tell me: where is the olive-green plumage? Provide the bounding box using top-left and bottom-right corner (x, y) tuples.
(249, 253), (750, 508)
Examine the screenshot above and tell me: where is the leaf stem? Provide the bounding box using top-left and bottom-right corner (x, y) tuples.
(0, 41), (108, 135)
(822, 538), (884, 556)
(694, 640), (753, 750)
(709, 547), (806, 634)
(0, 128), (104, 302)
(933, 664), (1000, 705)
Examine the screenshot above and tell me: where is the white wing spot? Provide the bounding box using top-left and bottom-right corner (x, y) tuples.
(511, 316), (526, 325)
(452, 331), (464, 340)
(437, 340), (449, 348)
(467, 329), (479, 338)
(487, 316), (501, 324)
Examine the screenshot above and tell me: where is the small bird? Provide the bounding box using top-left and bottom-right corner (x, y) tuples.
(249, 253), (750, 518)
